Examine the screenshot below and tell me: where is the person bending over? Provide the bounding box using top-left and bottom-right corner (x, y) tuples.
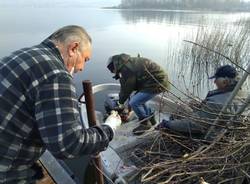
(0, 25), (121, 183)
(107, 53), (169, 135)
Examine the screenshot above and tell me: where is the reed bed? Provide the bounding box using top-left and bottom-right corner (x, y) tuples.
(175, 18), (250, 96)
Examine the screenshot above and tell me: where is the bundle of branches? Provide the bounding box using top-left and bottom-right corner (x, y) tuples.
(130, 119), (250, 184)
(127, 76), (250, 183)
(129, 16), (250, 184)
(126, 86), (250, 183)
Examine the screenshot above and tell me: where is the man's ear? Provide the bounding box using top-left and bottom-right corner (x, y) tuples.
(68, 42), (80, 57)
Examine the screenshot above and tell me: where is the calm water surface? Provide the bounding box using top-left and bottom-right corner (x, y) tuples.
(1, 5), (249, 107)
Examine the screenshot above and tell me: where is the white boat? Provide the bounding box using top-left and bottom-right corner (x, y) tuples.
(39, 83), (181, 184)
(85, 83), (181, 184)
(39, 81), (250, 184)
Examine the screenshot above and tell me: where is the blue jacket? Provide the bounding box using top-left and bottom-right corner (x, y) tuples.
(167, 83), (243, 134)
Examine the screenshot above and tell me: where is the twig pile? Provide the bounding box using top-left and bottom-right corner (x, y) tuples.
(131, 16), (250, 184)
(130, 116), (250, 184)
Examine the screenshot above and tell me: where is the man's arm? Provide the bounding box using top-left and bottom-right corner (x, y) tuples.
(35, 73), (113, 159)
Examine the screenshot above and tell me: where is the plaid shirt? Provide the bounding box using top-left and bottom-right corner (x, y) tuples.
(0, 39), (113, 183)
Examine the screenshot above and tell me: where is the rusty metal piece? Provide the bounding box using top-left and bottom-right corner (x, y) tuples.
(82, 80), (104, 184)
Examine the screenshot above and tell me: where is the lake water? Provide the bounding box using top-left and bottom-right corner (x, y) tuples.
(1, 5), (250, 109)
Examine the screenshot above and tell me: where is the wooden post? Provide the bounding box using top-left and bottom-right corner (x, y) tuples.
(82, 80), (104, 184)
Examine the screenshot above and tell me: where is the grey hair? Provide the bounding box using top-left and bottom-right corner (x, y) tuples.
(48, 25), (92, 51)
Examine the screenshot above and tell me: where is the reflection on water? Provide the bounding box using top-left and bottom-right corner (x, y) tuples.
(120, 9), (250, 26)
(0, 6), (249, 100)
(119, 9), (250, 97)
(121, 10), (195, 25)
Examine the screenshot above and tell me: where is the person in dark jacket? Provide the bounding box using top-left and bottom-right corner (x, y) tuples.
(107, 53), (170, 135)
(157, 65), (243, 137)
(0, 25), (121, 183)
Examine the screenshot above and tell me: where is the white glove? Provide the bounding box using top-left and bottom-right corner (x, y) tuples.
(104, 110), (122, 131)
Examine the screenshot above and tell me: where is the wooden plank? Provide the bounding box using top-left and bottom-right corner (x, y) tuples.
(37, 161), (55, 184)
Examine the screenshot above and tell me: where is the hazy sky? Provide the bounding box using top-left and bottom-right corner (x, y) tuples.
(0, 0), (121, 8)
(1, 0), (250, 8)
(81, 0), (121, 7)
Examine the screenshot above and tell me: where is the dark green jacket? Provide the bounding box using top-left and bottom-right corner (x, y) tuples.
(112, 54), (170, 104)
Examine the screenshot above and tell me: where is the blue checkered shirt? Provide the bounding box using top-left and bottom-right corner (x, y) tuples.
(0, 39), (113, 183)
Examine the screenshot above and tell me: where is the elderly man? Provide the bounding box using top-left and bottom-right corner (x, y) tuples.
(0, 25), (120, 183)
(107, 53), (170, 135)
(157, 65), (242, 137)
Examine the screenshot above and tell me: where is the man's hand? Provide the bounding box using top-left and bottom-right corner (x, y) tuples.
(104, 111), (122, 131)
(114, 101), (125, 112)
(155, 119), (169, 130)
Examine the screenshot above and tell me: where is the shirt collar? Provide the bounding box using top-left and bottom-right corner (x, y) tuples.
(207, 82), (237, 98)
(41, 39), (64, 63)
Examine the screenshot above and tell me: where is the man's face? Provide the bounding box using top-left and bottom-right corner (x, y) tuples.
(214, 77), (228, 90)
(74, 46), (92, 73)
(63, 42), (92, 75)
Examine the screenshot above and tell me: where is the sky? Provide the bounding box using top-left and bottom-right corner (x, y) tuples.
(78, 0), (121, 7)
(0, 0), (121, 8)
(1, 0), (250, 8)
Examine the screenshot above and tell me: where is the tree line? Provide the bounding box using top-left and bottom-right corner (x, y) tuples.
(118, 0), (250, 11)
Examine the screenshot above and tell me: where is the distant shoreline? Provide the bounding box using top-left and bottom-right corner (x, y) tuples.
(102, 6), (250, 13)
